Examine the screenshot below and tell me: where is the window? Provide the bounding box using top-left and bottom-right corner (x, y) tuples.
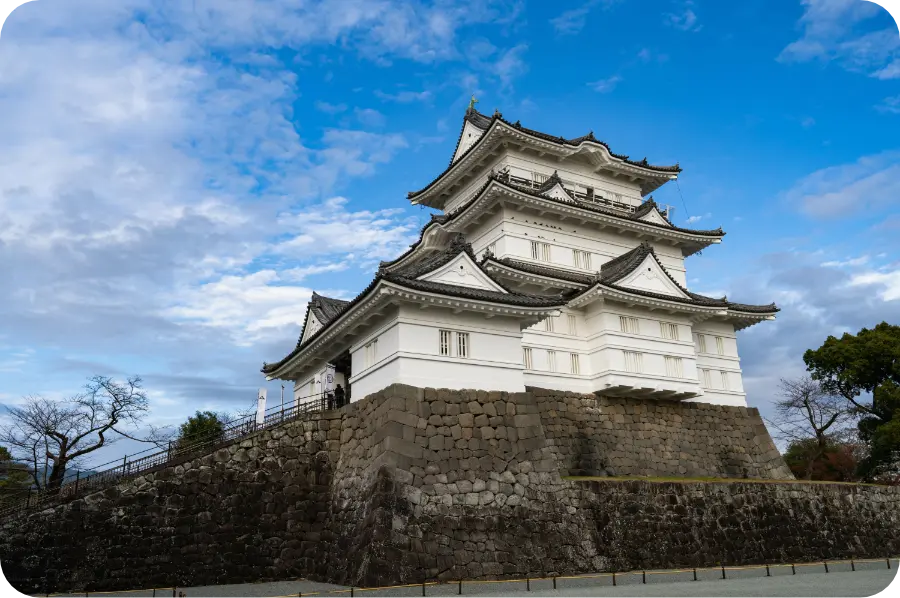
(457, 332), (470, 358)
(660, 322), (679, 340)
(531, 241), (551, 262)
(715, 336), (725, 355)
(365, 339), (378, 368)
(698, 334), (707, 354)
(572, 249), (592, 270)
(720, 371), (730, 390)
(701, 369), (712, 388)
(547, 350), (557, 372)
(523, 347), (533, 369)
(544, 316), (555, 333)
(533, 172), (549, 185)
(567, 314), (577, 336)
(665, 356), (684, 378)
(570, 353), (581, 375)
(624, 351), (643, 373)
(619, 316), (639, 334)
(309, 379), (316, 396)
(439, 330), (451, 356)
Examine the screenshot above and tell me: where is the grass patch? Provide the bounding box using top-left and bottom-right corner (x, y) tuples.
(562, 475), (881, 486)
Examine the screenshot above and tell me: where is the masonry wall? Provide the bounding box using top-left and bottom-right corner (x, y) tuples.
(2, 386), (897, 595)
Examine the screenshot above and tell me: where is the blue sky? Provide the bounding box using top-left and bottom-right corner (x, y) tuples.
(0, 0), (898, 465)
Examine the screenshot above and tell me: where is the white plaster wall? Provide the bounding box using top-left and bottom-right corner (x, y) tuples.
(467, 207), (688, 285)
(691, 320), (747, 407)
(349, 304), (528, 397)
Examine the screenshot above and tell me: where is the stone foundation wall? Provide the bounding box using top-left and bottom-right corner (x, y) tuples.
(2, 386), (896, 594)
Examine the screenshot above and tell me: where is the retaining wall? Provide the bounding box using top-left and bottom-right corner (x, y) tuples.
(2, 385), (896, 594)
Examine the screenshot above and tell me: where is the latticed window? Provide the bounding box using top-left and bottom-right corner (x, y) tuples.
(715, 336), (725, 355)
(544, 317), (555, 333)
(720, 371), (730, 390)
(439, 330), (451, 356)
(567, 315), (577, 335)
(697, 334), (707, 354)
(573, 249), (592, 269)
(623, 351), (643, 373)
(365, 339), (378, 368)
(523, 347), (533, 369)
(660, 322), (679, 340)
(570, 353), (580, 375)
(665, 356), (684, 378)
(531, 241), (551, 262)
(456, 332), (469, 358)
(701, 369), (712, 388)
(619, 316), (639, 334)
(547, 350), (557, 372)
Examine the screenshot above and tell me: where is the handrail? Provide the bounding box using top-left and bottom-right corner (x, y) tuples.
(0, 390), (343, 519)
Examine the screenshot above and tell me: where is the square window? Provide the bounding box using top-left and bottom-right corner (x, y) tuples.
(665, 356), (684, 378)
(624, 351), (643, 373)
(619, 316), (639, 334)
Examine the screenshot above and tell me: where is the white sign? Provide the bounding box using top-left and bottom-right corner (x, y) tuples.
(256, 388), (267, 425)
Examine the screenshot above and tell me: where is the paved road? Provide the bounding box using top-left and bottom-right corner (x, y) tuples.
(44, 561), (898, 598)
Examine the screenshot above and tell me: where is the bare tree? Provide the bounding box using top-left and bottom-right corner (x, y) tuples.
(0, 375), (160, 492)
(766, 376), (853, 479)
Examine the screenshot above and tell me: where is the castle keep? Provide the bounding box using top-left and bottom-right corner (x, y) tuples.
(264, 104), (776, 407)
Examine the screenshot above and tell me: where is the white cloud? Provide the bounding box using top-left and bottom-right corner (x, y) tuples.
(821, 255), (870, 267)
(876, 94), (900, 113)
(849, 269), (900, 301)
(315, 101), (348, 114)
(588, 75), (622, 93)
(778, 0), (899, 77)
(665, 1), (701, 32)
(550, 0), (621, 35)
(783, 150), (900, 217)
(354, 107), (387, 127)
(374, 89), (433, 102)
(684, 212), (711, 224)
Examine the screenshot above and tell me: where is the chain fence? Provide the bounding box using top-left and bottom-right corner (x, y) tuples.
(36, 557), (898, 597)
(0, 390), (339, 520)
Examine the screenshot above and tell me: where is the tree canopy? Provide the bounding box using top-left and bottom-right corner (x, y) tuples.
(175, 411), (227, 450)
(804, 322), (900, 481)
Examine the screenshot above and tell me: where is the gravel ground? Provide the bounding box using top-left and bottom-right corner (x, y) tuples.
(40, 559), (898, 598)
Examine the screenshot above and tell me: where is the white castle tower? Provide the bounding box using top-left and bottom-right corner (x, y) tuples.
(263, 103), (777, 407)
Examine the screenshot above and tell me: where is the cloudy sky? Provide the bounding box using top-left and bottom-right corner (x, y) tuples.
(0, 0), (898, 465)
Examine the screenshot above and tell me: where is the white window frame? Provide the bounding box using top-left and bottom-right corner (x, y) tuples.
(720, 370), (730, 390)
(715, 336), (725, 356)
(660, 322), (679, 340)
(523, 347), (533, 369)
(439, 329), (451, 356)
(544, 316), (555, 333)
(573, 249), (592, 270)
(547, 350), (557, 372)
(701, 369), (712, 388)
(665, 356), (684, 378)
(570, 353), (580, 375)
(619, 316), (639, 335)
(456, 332), (470, 358)
(365, 338), (378, 368)
(624, 351), (643, 373)
(567, 314), (577, 336)
(697, 334), (707, 354)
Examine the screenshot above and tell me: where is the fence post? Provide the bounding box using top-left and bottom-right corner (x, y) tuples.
(421, 581), (426, 596)
(122, 455), (128, 476)
(350, 588), (354, 598)
(791, 564), (796, 575)
(824, 561), (829, 573)
(526, 577), (530, 591)
(153, 590), (156, 597)
(612, 572), (616, 586)
(458, 579), (462, 595)
(766, 564), (770, 577)
(721, 565), (726, 580)
(74, 470), (80, 496)
(851, 558), (855, 572)
(693, 568), (697, 581)
(888, 558), (892, 570)
(172, 587), (176, 597)
(642, 571), (646, 584)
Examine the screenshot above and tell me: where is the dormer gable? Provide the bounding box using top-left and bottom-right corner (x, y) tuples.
(599, 242), (691, 300)
(637, 207), (672, 227)
(536, 170), (574, 202)
(615, 253), (691, 299)
(417, 252), (508, 293)
(300, 308), (325, 344)
(452, 119), (488, 163)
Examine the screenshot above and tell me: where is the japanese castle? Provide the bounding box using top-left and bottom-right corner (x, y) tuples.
(262, 103), (777, 407)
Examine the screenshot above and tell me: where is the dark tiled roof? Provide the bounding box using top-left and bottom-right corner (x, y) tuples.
(631, 197), (674, 225)
(484, 257), (596, 285)
(262, 236), (566, 375)
(566, 242), (779, 314)
(412, 107), (682, 200)
(309, 292), (349, 324)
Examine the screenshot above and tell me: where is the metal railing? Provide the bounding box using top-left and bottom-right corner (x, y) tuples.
(498, 171), (638, 214)
(0, 391), (341, 519)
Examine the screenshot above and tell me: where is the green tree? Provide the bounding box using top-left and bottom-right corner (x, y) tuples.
(175, 411), (227, 451)
(782, 438), (861, 482)
(803, 322), (900, 481)
(0, 446), (33, 507)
